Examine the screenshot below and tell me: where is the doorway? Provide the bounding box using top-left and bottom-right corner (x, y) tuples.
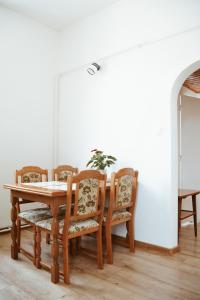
(177, 68), (200, 240)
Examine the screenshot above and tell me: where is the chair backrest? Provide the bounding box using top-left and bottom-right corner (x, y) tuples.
(16, 166), (48, 183)
(108, 168), (138, 216)
(52, 165), (78, 182)
(63, 170), (107, 233)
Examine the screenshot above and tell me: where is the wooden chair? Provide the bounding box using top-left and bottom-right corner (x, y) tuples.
(103, 168), (138, 264)
(35, 170), (107, 284)
(178, 190), (198, 241)
(52, 165), (78, 181)
(51, 164), (79, 247)
(16, 166), (52, 260)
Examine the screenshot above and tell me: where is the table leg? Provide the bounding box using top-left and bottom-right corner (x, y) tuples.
(11, 193), (18, 259)
(51, 202), (60, 283)
(178, 198), (182, 243)
(192, 195), (197, 237)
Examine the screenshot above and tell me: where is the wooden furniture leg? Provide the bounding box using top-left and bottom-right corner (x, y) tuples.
(97, 227), (103, 269)
(192, 195), (197, 237)
(16, 202), (21, 252)
(126, 220), (129, 241)
(105, 224), (113, 264)
(11, 193), (18, 260)
(102, 226), (106, 242)
(35, 226), (41, 268)
(63, 238), (70, 284)
(51, 202), (60, 283)
(46, 205), (51, 244)
(127, 219), (135, 252)
(178, 198), (182, 243)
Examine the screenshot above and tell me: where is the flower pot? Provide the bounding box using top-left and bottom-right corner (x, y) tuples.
(96, 168), (106, 174)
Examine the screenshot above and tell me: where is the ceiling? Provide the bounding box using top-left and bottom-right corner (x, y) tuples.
(0, 0), (119, 31)
(183, 69), (200, 93)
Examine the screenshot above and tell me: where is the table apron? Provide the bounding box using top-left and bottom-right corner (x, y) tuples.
(11, 190), (66, 206)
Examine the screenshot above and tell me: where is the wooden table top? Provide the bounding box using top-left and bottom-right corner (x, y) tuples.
(178, 189), (200, 199)
(3, 180), (111, 197)
(3, 182), (67, 197)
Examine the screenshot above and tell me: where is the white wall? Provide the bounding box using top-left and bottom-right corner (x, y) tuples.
(57, 0), (200, 248)
(0, 7), (58, 227)
(1, 0), (200, 247)
(181, 95), (200, 222)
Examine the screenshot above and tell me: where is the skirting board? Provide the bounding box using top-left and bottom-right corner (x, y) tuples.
(0, 224), (30, 234)
(0, 226), (12, 234)
(112, 234), (180, 255)
(0, 227), (179, 255)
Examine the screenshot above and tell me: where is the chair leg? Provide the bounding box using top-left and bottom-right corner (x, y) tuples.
(97, 228), (103, 269)
(35, 227), (41, 269)
(46, 205), (51, 244)
(102, 226), (106, 242)
(63, 238), (70, 284)
(192, 195), (197, 237)
(33, 226), (36, 265)
(127, 219), (135, 252)
(105, 224), (113, 264)
(17, 218), (21, 252)
(178, 198), (182, 243)
(16, 202), (21, 252)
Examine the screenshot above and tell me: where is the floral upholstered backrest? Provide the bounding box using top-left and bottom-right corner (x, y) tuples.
(63, 171), (106, 234)
(22, 172), (42, 183)
(115, 174), (133, 208)
(53, 165), (78, 182)
(57, 170), (73, 181)
(16, 166), (48, 184)
(76, 178), (99, 216)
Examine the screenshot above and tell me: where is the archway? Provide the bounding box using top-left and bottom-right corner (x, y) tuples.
(171, 60), (200, 246)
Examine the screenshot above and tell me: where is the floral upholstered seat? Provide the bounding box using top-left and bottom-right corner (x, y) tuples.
(103, 210), (131, 223)
(18, 208), (52, 224)
(36, 217), (99, 235)
(18, 205), (66, 224)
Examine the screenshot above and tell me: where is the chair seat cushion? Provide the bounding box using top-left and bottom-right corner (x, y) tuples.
(18, 205), (66, 224)
(18, 208), (52, 224)
(36, 217), (99, 235)
(103, 210), (131, 222)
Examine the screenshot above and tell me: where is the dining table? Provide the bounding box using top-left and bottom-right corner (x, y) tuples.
(4, 181), (111, 283)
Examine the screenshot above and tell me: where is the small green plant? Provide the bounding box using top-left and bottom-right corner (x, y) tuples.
(86, 149), (117, 171)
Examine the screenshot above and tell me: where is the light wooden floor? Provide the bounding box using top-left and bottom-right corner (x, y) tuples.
(0, 225), (200, 300)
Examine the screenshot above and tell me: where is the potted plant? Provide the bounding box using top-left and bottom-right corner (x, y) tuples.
(86, 149), (117, 172)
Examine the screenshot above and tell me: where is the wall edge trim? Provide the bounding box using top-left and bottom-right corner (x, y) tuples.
(112, 234), (180, 255)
